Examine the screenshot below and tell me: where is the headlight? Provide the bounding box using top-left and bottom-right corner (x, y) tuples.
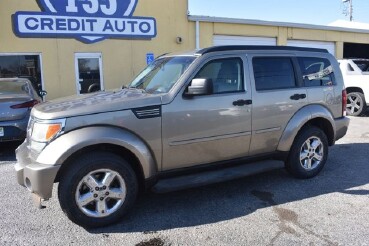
(31, 119), (66, 142)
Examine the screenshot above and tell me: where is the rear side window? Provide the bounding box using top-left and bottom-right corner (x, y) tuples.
(253, 57), (296, 91)
(298, 57), (336, 87)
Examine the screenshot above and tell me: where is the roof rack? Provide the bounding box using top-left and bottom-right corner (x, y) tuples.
(196, 45), (329, 55)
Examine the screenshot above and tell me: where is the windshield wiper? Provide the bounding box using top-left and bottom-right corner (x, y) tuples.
(127, 86), (146, 93)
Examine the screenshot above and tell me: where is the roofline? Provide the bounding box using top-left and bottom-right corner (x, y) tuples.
(196, 45), (329, 55)
(188, 15), (369, 34)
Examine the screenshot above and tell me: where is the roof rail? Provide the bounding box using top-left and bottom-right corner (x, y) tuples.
(196, 45), (329, 55)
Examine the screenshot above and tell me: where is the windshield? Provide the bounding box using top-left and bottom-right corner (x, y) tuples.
(353, 60), (369, 72)
(128, 56), (196, 93)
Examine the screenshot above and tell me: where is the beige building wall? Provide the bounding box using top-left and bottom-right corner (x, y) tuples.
(195, 20), (369, 59)
(2, 1), (369, 99)
(0, 0), (195, 99)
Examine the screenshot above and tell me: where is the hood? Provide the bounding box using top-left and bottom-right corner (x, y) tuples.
(32, 88), (162, 120)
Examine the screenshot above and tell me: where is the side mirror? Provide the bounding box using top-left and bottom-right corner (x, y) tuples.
(39, 90), (47, 97)
(185, 78), (213, 96)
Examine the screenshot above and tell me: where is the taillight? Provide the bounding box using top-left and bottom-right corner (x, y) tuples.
(10, 99), (39, 109)
(342, 89), (347, 116)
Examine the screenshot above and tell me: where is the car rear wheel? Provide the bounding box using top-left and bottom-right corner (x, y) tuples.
(346, 92), (367, 116)
(58, 152), (138, 228)
(286, 126), (328, 179)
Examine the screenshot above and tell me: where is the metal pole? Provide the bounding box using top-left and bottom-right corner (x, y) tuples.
(195, 21), (200, 50)
(349, 0), (353, 21)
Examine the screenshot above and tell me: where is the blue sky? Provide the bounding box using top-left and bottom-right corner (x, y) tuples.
(188, 0), (369, 25)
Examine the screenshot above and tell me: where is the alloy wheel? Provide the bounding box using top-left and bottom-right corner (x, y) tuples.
(75, 169), (127, 218)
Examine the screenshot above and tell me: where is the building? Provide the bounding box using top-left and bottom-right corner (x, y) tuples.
(1, 0), (369, 99)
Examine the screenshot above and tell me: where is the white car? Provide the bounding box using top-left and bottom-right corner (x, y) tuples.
(339, 59), (369, 116)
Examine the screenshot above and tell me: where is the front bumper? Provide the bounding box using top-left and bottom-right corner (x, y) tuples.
(335, 116), (350, 141)
(15, 141), (60, 200)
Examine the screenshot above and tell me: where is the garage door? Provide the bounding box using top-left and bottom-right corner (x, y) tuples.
(213, 35), (277, 46)
(287, 40), (335, 55)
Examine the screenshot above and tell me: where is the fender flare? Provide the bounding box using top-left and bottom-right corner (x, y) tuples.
(277, 105), (335, 152)
(36, 126), (157, 179)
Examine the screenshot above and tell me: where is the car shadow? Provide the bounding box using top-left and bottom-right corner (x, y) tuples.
(90, 142), (369, 234)
(0, 141), (21, 162)
(359, 108), (369, 117)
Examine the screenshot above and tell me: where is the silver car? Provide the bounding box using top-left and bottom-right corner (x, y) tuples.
(15, 46), (349, 228)
(0, 78), (44, 142)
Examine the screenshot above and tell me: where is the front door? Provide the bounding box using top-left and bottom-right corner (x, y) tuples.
(162, 56), (252, 170)
(75, 53), (104, 94)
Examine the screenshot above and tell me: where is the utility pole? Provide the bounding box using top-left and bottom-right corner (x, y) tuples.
(342, 0), (353, 21)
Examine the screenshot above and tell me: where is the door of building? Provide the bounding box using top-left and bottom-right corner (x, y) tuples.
(74, 53), (104, 94)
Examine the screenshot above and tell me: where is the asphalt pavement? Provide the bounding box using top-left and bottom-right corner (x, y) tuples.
(1, 117), (369, 246)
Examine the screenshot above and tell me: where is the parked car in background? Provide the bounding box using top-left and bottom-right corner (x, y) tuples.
(0, 78), (45, 142)
(339, 59), (369, 116)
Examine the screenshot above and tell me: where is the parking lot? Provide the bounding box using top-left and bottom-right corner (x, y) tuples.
(0, 116), (369, 246)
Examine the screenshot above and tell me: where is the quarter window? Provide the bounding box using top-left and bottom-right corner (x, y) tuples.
(348, 64), (355, 72)
(195, 58), (244, 94)
(298, 57), (335, 87)
(253, 57), (296, 91)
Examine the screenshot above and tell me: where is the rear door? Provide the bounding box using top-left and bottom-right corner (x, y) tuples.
(249, 55), (308, 155)
(297, 56), (339, 115)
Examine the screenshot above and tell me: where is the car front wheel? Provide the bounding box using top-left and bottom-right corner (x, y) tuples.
(58, 152), (138, 228)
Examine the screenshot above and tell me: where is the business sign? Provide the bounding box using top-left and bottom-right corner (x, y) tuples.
(12, 0), (157, 43)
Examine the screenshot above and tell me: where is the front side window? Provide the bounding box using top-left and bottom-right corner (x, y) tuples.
(195, 58), (244, 94)
(298, 57), (335, 87)
(129, 56), (196, 94)
(253, 57), (296, 91)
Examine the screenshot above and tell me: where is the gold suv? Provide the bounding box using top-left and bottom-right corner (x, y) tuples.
(15, 46), (349, 228)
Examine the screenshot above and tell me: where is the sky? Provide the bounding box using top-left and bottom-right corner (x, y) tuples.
(188, 0), (369, 26)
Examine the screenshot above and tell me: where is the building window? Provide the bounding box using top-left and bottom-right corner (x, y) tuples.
(253, 57), (296, 91)
(0, 54), (43, 92)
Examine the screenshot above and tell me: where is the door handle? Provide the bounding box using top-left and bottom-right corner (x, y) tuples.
(233, 99), (252, 106)
(290, 94), (306, 100)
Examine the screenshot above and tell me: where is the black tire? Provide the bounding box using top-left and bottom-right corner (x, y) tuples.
(346, 92), (367, 116)
(58, 152), (138, 228)
(285, 126), (328, 179)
